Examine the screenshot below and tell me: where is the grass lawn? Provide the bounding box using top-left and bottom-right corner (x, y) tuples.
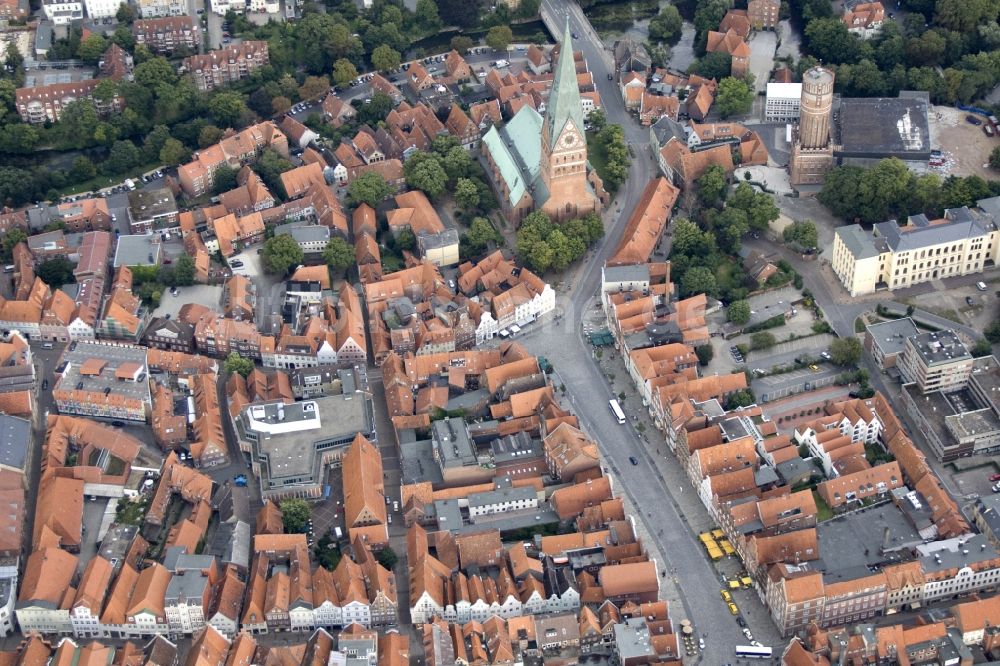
(586, 131), (610, 185)
(56, 161), (160, 197)
(812, 490), (833, 522)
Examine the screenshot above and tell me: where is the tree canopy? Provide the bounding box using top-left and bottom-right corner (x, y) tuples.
(224, 351), (254, 378)
(715, 77), (754, 118)
(347, 171), (392, 207)
(516, 211), (603, 273)
(261, 234), (304, 275)
(323, 237), (354, 275)
(280, 499), (311, 533)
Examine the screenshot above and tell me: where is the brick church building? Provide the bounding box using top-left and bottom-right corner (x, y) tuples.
(480, 23), (605, 225)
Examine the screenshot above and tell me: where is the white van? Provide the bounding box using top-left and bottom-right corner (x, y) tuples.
(977, 281), (988, 291)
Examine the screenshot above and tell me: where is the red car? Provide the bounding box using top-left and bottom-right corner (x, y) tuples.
(989, 474), (1000, 482)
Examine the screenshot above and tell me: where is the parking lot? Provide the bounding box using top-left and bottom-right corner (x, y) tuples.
(928, 105), (997, 180)
(152, 284), (223, 320)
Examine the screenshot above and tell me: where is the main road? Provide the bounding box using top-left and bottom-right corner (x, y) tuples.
(521, 1), (755, 660)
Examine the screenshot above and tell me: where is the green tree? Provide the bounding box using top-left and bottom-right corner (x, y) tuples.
(299, 75), (329, 101)
(115, 2), (135, 23)
(970, 339), (993, 357)
(750, 331), (777, 350)
(261, 234), (304, 275)
(347, 171), (392, 207)
(689, 52), (733, 81)
(697, 164), (728, 206)
(35, 257), (75, 286)
(371, 44), (401, 72)
(173, 254), (195, 286)
(279, 499), (311, 533)
(212, 164), (240, 195)
(485, 25), (513, 51)
(454, 178), (480, 209)
(105, 139), (141, 174)
(715, 77), (754, 118)
(377, 546), (399, 570)
(783, 220), (818, 248)
(681, 266), (717, 297)
(516, 0), (540, 17)
(695, 344), (714, 366)
(588, 109), (607, 132)
(77, 34), (107, 64)
(829, 337), (863, 366)
(224, 351), (254, 377)
(934, 0), (998, 32)
(0, 228), (26, 262)
(198, 125), (224, 148)
(271, 96), (292, 115)
(255, 149), (294, 199)
(356, 92), (394, 125)
(133, 57), (177, 88)
(463, 217), (501, 254)
(804, 17), (860, 64)
(416, 0), (443, 30)
(728, 299), (751, 325)
(404, 153), (448, 198)
(159, 138), (190, 166)
(332, 58), (359, 88)
(726, 388), (756, 410)
(442, 146), (473, 182)
(693, 0), (731, 41)
(450, 35), (474, 54)
(323, 237), (353, 275)
(209, 91), (250, 128)
(728, 182), (779, 231)
(985, 321), (1000, 344)
(111, 25), (134, 51)
(71, 156), (97, 182)
(388, 230), (413, 254)
(649, 5), (683, 43)
(712, 206), (750, 254)
(990, 145), (1000, 170)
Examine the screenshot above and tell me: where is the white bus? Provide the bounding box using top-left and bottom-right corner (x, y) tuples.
(735, 645), (772, 659)
(609, 399), (626, 424)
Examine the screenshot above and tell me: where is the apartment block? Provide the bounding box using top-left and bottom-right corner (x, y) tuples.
(41, 0), (81, 24)
(15, 80), (123, 124)
(178, 121), (288, 196)
(183, 42), (269, 92)
(831, 198), (1000, 296)
(52, 340), (152, 422)
(899, 330), (973, 394)
(132, 17), (200, 54)
(136, 0), (185, 17)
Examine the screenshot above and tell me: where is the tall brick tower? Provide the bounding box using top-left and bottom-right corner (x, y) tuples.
(790, 66), (835, 186)
(539, 20), (599, 221)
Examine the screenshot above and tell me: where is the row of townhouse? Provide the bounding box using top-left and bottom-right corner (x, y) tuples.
(241, 532), (397, 633)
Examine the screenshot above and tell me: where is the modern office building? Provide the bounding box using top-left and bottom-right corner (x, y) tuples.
(232, 394), (375, 500)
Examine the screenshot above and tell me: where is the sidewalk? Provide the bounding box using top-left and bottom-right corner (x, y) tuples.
(596, 344), (788, 649)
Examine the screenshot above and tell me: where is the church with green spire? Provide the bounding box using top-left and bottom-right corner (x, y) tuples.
(480, 22), (605, 225)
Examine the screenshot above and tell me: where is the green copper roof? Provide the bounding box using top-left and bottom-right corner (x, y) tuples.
(545, 19), (586, 151)
(481, 105), (547, 208)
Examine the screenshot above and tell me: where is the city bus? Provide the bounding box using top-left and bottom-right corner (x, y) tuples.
(735, 645), (772, 659)
(609, 399), (626, 424)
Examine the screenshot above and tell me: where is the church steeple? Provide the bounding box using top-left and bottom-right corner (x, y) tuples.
(544, 19), (585, 152)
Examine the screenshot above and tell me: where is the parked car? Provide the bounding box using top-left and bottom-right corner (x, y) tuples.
(629, 456), (639, 465)
(989, 473), (1000, 482)
(820, 351), (832, 361)
(966, 296), (974, 306)
(966, 115), (983, 125)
